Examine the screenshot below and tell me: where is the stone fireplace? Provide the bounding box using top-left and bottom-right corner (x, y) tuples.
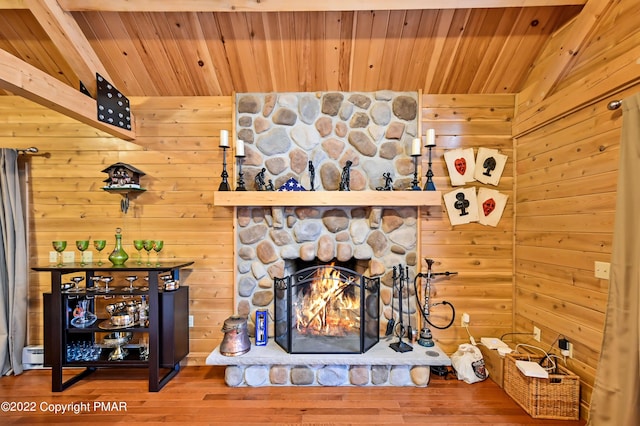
(237, 205), (418, 340)
(233, 90), (424, 339)
(205, 91), (451, 386)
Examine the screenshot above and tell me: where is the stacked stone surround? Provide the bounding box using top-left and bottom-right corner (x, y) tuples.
(233, 91), (421, 337)
(235, 90), (420, 191)
(225, 364), (430, 387)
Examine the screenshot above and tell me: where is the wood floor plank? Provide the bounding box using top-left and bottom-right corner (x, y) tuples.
(0, 366), (586, 425)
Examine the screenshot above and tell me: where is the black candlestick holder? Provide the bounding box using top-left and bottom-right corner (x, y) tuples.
(424, 145), (436, 191)
(410, 155), (421, 191)
(218, 146), (230, 191)
(236, 156), (246, 191)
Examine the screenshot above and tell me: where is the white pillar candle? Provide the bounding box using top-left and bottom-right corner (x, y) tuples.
(426, 128), (436, 146)
(411, 138), (421, 156)
(219, 129), (229, 147)
(236, 139), (245, 157)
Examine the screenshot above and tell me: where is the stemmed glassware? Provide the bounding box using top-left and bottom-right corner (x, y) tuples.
(52, 241), (67, 267)
(143, 240), (155, 266)
(75, 240), (89, 266)
(133, 240), (144, 265)
(93, 240), (106, 265)
(124, 275), (138, 292)
(153, 240), (164, 266)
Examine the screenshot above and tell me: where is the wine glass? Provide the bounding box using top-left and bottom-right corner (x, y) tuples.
(52, 241), (67, 267)
(93, 240), (106, 265)
(143, 240), (155, 266)
(133, 240), (144, 265)
(153, 240), (164, 265)
(76, 240), (89, 266)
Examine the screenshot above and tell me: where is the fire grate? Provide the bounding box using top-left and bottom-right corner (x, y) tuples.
(274, 264), (380, 354)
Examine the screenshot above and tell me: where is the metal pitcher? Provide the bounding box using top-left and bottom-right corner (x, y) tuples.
(220, 315), (251, 356)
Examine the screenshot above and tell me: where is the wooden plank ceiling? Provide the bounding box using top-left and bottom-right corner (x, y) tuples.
(0, 1), (583, 98)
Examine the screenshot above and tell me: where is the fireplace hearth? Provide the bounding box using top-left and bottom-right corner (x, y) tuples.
(274, 264), (379, 354)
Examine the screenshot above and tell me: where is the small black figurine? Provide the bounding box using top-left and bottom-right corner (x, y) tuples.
(376, 172), (394, 191)
(454, 192), (470, 216)
(383, 172), (394, 191)
(265, 179), (275, 191)
(308, 161), (315, 191)
(339, 160), (352, 191)
(255, 168), (266, 191)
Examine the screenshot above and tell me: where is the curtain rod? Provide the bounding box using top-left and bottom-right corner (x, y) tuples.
(16, 147), (39, 154)
(607, 100), (621, 110)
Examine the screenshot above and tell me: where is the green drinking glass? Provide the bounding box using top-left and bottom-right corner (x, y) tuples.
(93, 240), (106, 265)
(143, 240), (155, 266)
(153, 240), (164, 265)
(133, 240), (144, 265)
(76, 240), (89, 266)
(52, 240), (67, 267)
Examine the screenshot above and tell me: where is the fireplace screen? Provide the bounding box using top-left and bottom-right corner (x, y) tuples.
(274, 264), (380, 354)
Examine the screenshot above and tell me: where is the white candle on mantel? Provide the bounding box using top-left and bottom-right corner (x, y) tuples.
(235, 139), (245, 157)
(219, 129), (229, 148)
(426, 128), (436, 146)
(411, 138), (422, 156)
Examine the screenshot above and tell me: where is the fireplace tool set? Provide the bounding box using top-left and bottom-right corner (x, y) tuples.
(388, 260), (457, 353)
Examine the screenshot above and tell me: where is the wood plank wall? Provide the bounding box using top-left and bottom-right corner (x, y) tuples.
(513, 0), (640, 417)
(0, 96), (234, 366)
(420, 94), (515, 353)
(0, 93), (514, 363)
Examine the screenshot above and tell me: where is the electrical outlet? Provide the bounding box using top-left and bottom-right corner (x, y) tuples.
(533, 326), (541, 342)
(62, 251), (75, 263)
(595, 261), (610, 279)
(49, 251), (57, 263)
(461, 312), (470, 327)
(566, 342), (573, 358)
(188, 315), (194, 328)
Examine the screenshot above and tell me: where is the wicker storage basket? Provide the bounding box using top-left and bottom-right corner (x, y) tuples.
(503, 353), (580, 420)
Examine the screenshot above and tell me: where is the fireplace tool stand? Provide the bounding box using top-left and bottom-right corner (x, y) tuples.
(389, 265), (413, 353)
(414, 258), (458, 347)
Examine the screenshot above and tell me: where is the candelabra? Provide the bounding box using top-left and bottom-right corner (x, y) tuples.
(218, 130), (231, 191)
(424, 145), (436, 191)
(218, 146), (230, 191)
(236, 156), (246, 191)
(410, 154), (421, 191)
(424, 129), (436, 191)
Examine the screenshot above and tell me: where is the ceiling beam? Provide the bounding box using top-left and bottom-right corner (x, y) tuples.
(55, 0), (587, 12)
(0, 49), (135, 141)
(24, 0), (112, 98)
(524, 0), (614, 105)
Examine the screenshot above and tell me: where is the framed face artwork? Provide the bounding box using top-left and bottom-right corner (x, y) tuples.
(444, 148), (476, 186)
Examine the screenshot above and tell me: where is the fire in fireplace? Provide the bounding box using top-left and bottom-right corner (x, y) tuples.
(274, 262), (380, 354)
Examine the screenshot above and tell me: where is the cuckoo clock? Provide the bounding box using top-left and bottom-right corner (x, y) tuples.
(101, 162), (146, 213)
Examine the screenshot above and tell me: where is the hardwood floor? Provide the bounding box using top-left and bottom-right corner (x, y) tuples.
(0, 366), (586, 425)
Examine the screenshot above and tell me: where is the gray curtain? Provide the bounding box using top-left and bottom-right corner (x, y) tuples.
(0, 149), (28, 376)
(588, 93), (640, 425)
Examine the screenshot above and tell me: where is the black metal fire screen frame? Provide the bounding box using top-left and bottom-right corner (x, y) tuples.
(274, 265), (380, 354)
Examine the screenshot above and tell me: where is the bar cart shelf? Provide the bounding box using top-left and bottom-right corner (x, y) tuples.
(34, 261), (193, 392)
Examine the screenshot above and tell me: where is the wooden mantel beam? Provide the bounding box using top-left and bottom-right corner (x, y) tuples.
(24, 0), (112, 98)
(50, 0), (587, 12)
(0, 49), (136, 140)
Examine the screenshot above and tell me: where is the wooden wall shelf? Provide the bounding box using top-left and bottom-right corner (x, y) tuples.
(213, 191), (442, 207)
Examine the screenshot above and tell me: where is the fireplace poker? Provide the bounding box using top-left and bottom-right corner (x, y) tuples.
(390, 264), (413, 353)
(385, 266), (397, 336)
